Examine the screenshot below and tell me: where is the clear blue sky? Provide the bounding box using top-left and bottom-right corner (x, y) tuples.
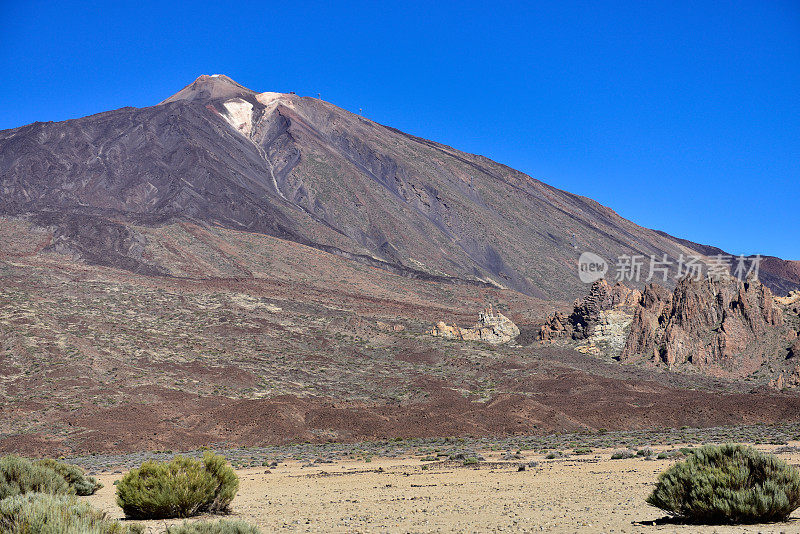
(1, 1), (798, 259)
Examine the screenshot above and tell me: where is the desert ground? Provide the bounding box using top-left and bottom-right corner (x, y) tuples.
(83, 443), (800, 534)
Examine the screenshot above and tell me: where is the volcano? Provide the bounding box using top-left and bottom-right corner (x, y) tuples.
(1, 74), (797, 299)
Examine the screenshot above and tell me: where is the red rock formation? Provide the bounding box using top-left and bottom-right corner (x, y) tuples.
(620, 276), (785, 377)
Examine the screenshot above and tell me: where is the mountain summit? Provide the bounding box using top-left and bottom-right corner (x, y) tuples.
(160, 74), (257, 104)
(0, 76), (797, 299)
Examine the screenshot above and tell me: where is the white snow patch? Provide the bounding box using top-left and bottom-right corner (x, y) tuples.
(221, 98), (254, 137)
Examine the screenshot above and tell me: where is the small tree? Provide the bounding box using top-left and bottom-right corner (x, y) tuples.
(647, 443), (800, 524)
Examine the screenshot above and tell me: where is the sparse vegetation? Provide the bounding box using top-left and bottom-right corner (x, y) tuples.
(0, 492), (143, 534)
(164, 520), (261, 534)
(116, 453), (239, 519)
(647, 444), (800, 524)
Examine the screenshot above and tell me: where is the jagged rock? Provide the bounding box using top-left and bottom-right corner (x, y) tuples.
(430, 305), (520, 344)
(769, 365), (800, 390)
(538, 311), (569, 341)
(620, 275), (785, 377)
(538, 279), (639, 341)
(789, 337), (800, 360)
(771, 373), (787, 390)
(575, 309), (635, 357)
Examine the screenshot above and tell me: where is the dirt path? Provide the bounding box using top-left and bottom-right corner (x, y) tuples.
(83, 447), (800, 533)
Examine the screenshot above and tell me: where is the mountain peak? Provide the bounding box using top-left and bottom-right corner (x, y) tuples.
(160, 74), (257, 105)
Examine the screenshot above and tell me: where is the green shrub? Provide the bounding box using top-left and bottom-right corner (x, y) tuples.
(647, 444), (800, 524)
(165, 519), (261, 534)
(610, 449), (635, 460)
(0, 492), (143, 534)
(201, 452), (239, 514)
(0, 456), (71, 500)
(34, 458), (102, 496)
(573, 447), (592, 455)
(657, 449), (681, 460)
(116, 454), (239, 519)
(463, 457), (479, 466)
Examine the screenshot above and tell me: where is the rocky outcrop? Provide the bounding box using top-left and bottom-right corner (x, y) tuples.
(569, 280), (640, 340)
(430, 305), (520, 344)
(790, 337), (800, 360)
(575, 310), (636, 357)
(537, 279), (640, 358)
(538, 311), (571, 341)
(777, 290), (800, 311)
(537, 276), (800, 383)
(620, 276), (785, 377)
(538, 279), (639, 341)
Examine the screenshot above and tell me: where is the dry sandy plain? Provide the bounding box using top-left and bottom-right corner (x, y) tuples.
(83, 446), (800, 534)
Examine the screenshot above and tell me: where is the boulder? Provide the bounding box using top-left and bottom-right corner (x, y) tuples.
(429, 305), (520, 344)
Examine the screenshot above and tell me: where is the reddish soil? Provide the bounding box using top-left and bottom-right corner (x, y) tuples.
(4, 367), (800, 457)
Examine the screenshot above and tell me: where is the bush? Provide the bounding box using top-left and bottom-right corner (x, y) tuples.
(34, 458), (102, 496)
(647, 444), (800, 524)
(0, 456), (71, 500)
(201, 452), (239, 514)
(116, 453), (239, 519)
(610, 449), (635, 460)
(0, 492), (143, 534)
(165, 519), (261, 534)
(657, 449), (682, 460)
